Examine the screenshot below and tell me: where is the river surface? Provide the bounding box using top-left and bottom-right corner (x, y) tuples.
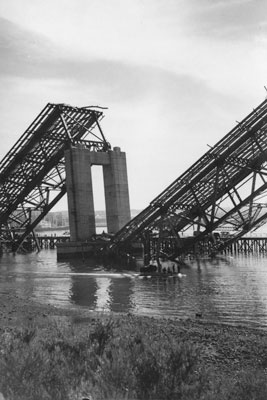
(1, 250), (267, 329)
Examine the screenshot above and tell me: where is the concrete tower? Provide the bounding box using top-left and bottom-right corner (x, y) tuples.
(58, 144), (131, 257)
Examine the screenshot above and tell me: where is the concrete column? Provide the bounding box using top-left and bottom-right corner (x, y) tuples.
(65, 145), (96, 241)
(103, 147), (131, 233)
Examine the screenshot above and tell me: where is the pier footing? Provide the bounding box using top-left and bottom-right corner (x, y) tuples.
(57, 240), (145, 267)
(57, 241), (107, 260)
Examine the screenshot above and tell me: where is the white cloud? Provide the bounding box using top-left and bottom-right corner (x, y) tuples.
(1, 0), (266, 99)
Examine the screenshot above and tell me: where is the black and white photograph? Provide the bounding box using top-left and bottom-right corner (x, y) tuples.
(1, 1), (267, 399)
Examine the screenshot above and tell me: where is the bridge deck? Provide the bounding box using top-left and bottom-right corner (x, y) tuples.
(0, 103), (107, 251)
(111, 98), (267, 255)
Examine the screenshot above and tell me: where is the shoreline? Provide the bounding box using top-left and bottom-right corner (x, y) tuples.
(1, 293), (267, 373)
(1, 293), (267, 398)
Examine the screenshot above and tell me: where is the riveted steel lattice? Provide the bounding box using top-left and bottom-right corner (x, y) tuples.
(0, 103), (108, 251)
(111, 98), (267, 256)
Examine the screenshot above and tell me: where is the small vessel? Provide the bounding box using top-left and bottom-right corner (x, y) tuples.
(139, 257), (184, 278)
(139, 270), (182, 278)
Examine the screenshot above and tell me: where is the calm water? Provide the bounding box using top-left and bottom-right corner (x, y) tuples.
(1, 250), (267, 329)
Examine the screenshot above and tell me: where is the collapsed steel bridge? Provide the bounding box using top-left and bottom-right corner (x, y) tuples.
(0, 103), (109, 252)
(2, 98), (267, 256)
(110, 98), (267, 257)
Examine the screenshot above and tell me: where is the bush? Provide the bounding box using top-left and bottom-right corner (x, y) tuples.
(1, 316), (267, 399)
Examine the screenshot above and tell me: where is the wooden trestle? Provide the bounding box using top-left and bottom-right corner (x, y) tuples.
(146, 235), (267, 258)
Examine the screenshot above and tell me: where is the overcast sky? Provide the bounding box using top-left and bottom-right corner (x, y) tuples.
(0, 0), (267, 211)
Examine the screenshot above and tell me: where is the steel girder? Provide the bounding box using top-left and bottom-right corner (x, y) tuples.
(0, 103), (109, 251)
(111, 98), (267, 255)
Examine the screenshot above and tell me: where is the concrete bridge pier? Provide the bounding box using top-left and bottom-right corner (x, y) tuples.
(65, 144), (96, 242)
(103, 147), (131, 234)
(57, 145), (131, 259)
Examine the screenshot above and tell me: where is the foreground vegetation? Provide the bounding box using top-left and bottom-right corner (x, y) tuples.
(1, 313), (267, 400)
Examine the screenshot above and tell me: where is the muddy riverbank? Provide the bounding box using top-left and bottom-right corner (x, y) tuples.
(1, 292), (267, 399)
(1, 291), (267, 371)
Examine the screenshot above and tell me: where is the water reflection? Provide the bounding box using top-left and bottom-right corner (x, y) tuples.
(69, 273), (135, 312)
(70, 275), (97, 307)
(1, 251), (267, 329)
(95, 278), (111, 311)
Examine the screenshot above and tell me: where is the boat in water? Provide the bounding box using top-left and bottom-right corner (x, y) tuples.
(139, 271), (184, 278)
(139, 257), (185, 278)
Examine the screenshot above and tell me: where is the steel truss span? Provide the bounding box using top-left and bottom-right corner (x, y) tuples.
(0, 103), (109, 252)
(111, 98), (267, 256)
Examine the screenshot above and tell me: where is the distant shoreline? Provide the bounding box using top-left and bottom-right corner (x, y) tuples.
(35, 223), (107, 232)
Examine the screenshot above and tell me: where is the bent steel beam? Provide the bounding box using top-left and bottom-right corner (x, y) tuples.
(0, 103), (108, 251)
(110, 98), (267, 256)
